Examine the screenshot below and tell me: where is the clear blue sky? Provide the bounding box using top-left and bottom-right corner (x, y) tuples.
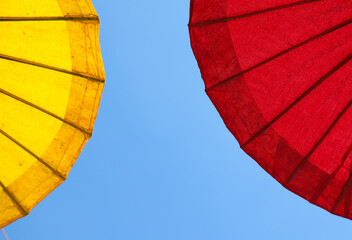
(5, 1), (352, 239)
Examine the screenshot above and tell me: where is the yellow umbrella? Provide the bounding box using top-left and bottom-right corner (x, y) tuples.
(0, 0), (105, 227)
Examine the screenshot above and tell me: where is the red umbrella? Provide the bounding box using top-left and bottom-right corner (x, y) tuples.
(189, 0), (352, 219)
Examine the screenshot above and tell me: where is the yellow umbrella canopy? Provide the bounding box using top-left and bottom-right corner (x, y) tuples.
(0, 0), (105, 227)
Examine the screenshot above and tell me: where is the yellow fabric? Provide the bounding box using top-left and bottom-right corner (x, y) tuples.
(0, 0), (105, 227)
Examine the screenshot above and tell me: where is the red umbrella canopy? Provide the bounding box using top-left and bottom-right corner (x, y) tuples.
(189, 0), (352, 219)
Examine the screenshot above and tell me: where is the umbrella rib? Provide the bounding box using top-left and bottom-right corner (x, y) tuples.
(206, 17), (352, 92)
(0, 53), (105, 83)
(332, 170), (352, 213)
(0, 88), (92, 137)
(284, 99), (352, 186)
(0, 181), (28, 216)
(310, 143), (352, 204)
(0, 16), (99, 22)
(189, 0), (321, 27)
(0, 128), (66, 181)
(241, 51), (352, 149)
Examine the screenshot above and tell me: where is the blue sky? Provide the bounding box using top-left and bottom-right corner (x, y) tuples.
(5, 0), (352, 239)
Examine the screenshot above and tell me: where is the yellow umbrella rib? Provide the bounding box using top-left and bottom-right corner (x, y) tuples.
(0, 87), (93, 136)
(0, 181), (28, 216)
(0, 53), (105, 83)
(0, 129), (66, 181)
(0, 16), (99, 21)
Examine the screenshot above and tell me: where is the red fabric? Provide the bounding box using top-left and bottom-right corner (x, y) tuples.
(189, 0), (352, 219)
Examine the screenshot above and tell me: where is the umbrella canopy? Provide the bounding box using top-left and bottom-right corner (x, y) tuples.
(0, 0), (104, 227)
(189, 0), (352, 219)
